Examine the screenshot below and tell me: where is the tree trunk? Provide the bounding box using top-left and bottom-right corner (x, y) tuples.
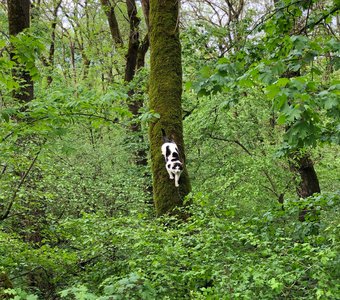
(100, 0), (123, 46)
(289, 153), (321, 222)
(124, 0), (150, 168)
(282, 67), (321, 222)
(124, 0), (140, 83)
(136, 33), (149, 70)
(47, 0), (62, 85)
(7, 2), (52, 296)
(149, 0), (191, 216)
(8, 0), (33, 102)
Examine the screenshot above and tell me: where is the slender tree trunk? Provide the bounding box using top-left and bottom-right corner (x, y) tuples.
(47, 0), (62, 85)
(149, 0), (191, 216)
(124, 0), (151, 168)
(136, 33), (149, 70)
(100, 0), (123, 46)
(124, 0), (140, 83)
(70, 40), (76, 84)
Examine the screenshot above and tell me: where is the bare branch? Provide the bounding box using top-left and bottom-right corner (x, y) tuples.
(0, 148), (41, 221)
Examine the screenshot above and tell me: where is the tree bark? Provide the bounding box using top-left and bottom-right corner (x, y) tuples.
(149, 0), (191, 216)
(282, 72), (321, 223)
(124, 0), (140, 83)
(124, 0), (150, 168)
(47, 0), (62, 85)
(100, 0), (123, 46)
(136, 33), (149, 70)
(289, 153), (321, 222)
(7, 2), (51, 295)
(8, 0), (33, 102)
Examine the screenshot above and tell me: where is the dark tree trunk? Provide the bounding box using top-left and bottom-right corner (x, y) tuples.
(70, 40), (76, 83)
(290, 153), (321, 222)
(282, 68), (321, 222)
(8, 0), (33, 102)
(124, 0), (140, 83)
(136, 33), (149, 70)
(47, 0), (62, 85)
(149, 0), (191, 216)
(124, 0), (150, 168)
(7, 2), (52, 297)
(100, 0), (123, 46)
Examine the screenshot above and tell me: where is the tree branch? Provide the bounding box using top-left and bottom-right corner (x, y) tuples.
(0, 148), (41, 221)
(208, 133), (282, 199)
(298, 5), (340, 34)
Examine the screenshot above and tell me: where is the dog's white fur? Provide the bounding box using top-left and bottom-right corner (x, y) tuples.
(161, 141), (183, 187)
(165, 161), (182, 187)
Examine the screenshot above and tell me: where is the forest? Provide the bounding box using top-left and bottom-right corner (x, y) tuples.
(0, 0), (339, 299)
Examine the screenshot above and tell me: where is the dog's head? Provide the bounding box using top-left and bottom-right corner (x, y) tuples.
(172, 162), (183, 173)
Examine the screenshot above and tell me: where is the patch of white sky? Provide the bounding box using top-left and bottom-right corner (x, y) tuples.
(181, 0), (272, 28)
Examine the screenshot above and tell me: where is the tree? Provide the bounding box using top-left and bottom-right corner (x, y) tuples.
(148, 0), (191, 216)
(100, 0), (123, 46)
(2, 0), (35, 222)
(125, 0), (150, 167)
(191, 0), (338, 222)
(8, 0), (33, 102)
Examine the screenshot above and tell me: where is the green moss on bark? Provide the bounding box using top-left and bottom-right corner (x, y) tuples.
(148, 0), (191, 216)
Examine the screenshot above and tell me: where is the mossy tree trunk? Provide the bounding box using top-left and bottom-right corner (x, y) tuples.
(149, 0), (191, 216)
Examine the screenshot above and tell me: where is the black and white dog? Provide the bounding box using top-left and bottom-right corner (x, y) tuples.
(161, 129), (183, 187)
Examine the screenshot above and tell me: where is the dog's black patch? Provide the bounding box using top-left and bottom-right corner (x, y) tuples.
(166, 146), (171, 157)
(167, 164), (171, 169)
(172, 152), (179, 158)
(171, 158), (178, 161)
(172, 162), (183, 170)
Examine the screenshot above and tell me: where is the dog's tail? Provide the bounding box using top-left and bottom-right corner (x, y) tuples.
(161, 128), (170, 143)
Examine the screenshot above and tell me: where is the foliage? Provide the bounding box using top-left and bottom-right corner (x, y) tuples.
(192, 0), (340, 153)
(1, 192), (339, 299)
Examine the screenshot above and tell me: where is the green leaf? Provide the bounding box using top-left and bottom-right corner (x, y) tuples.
(266, 85), (281, 99)
(286, 107), (302, 122)
(200, 66), (212, 79)
(1, 111), (10, 122)
(185, 81), (192, 91)
(238, 77), (253, 88)
(276, 78), (290, 87)
(324, 97), (339, 109)
(277, 114), (286, 125)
